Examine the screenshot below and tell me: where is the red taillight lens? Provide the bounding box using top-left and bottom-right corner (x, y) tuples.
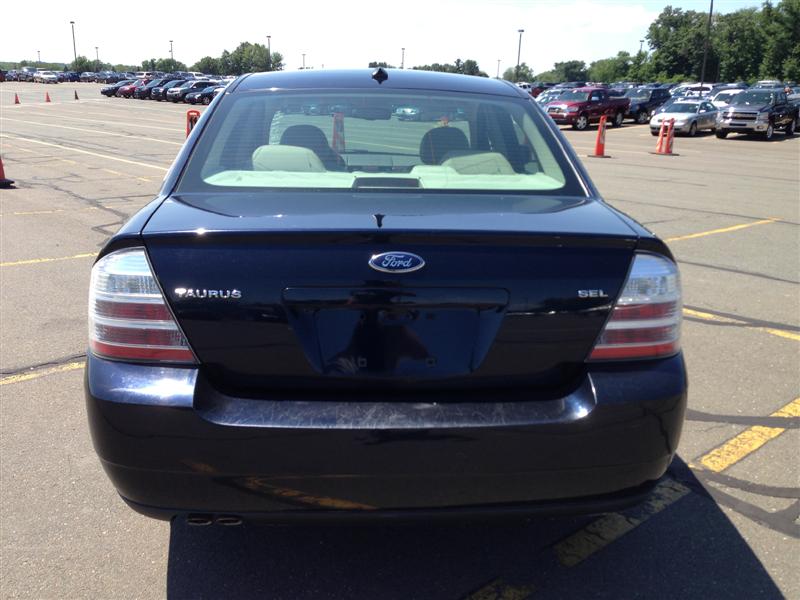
(89, 248), (196, 364)
(589, 253), (681, 361)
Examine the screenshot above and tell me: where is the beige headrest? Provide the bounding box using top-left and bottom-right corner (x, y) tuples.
(251, 145), (326, 172)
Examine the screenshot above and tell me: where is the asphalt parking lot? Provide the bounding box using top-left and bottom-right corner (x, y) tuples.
(1, 81), (798, 599)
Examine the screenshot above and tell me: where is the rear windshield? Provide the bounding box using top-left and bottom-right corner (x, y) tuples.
(176, 89), (584, 195)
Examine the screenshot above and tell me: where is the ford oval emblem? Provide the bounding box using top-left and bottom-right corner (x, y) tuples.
(368, 251), (425, 274)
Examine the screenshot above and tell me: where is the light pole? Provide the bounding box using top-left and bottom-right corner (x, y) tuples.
(639, 39), (644, 54)
(699, 0), (714, 88)
(496, 59), (501, 79)
(169, 40), (174, 61)
(302, 53), (306, 70)
(70, 21), (77, 64)
(37, 50), (41, 65)
(267, 35), (271, 71)
(95, 46), (99, 71)
(516, 29), (524, 82)
(401, 47), (405, 69)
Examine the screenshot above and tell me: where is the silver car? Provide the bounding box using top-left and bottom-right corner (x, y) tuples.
(650, 100), (718, 136)
(33, 70), (59, 84)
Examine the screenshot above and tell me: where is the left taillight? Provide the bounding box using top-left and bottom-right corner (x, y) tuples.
(89, 247), (196, 363)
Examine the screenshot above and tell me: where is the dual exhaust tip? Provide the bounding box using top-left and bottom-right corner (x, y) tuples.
(186, 514), (242, 527)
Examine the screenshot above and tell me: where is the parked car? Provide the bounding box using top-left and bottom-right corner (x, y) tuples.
(79, 72), (96, 83)
(18, 67), (38, 81)
(670, 83), (714, 99)
(535, 88), (568, 105)
(151, 79), (186, 101)
(545, 87), (631, 130)
(716, 88), (798, 139)
(6, 70), (20, 81)
(624, 87), (672, 123)
(185, 85), (224, 105)
(709, 88), (747, 109)
(117, 79), (148, 98)
(85, 69), (687, 524)
(649, 100), (718, 136)
(134, 78), (172, 99)
(62, 71), (81, 82)
(101, 80), (136, 97)
(33, 70), (59, 84)
(166, 80), (212, 102)
(552, 81), (587, 89)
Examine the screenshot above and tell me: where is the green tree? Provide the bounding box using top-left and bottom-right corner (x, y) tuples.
(414, 58), (487, 76)
(192, 56), (222, 74)
(759, 0), (800, 80)
(553, 60), (588, 81)
(154, 58), (188, 72)
(588, 52), (632, 82)
(368, 61), (395, 68)
(70, 56), (95, 72)
(646, 6), (718, 80)
(502, 62), (534, 81)
(713, 8), (765, 82)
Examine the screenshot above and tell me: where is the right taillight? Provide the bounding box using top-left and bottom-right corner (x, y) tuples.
(89, 247), (196, 364)
(589, 253), (681, 361)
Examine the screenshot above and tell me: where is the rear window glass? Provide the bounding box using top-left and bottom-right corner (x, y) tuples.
(176, 90), (584, 195)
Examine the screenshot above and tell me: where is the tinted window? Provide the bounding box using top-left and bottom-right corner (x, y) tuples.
(177, 90), (584, 196)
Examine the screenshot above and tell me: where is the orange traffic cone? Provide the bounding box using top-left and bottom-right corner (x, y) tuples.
(0, 156), (15, 188)
(45, 92), (51, 103)
(588, 115), (610, 158)
(652, 119), (678, 156)
(654, 120), (667, 153)
(14, 93), (20, 105)
(74, 90), (79, 101)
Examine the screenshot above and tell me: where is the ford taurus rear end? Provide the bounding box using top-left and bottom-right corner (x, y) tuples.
(85, 69), (687, 522)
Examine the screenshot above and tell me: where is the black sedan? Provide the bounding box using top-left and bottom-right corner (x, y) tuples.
(185, 85), (224, 105)
(150, 79), (185, 101)
(86, 69), (687, 524)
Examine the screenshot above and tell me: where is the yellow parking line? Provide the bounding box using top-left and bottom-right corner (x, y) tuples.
(683, 308), (800, 342)
(666, 218), (777, 242)
(1, 251), (95, 267)
(697, 397), (800, 472)
(0, 134), (170, 172)
(465, 579), (535, 600)
(553, 478), (691, 567)
(1, 117), (183, 146)
(0, 361), (85, 386)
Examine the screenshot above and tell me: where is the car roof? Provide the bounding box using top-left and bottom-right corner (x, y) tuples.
(236, 69), (525, 97)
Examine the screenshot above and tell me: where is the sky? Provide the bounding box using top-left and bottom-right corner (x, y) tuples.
(2, 0), (761, 74)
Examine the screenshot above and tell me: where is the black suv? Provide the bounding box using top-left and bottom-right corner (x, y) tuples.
(624, 87), (672, 123)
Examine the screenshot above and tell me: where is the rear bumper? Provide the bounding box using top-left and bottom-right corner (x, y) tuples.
(85, 353), (687, 520)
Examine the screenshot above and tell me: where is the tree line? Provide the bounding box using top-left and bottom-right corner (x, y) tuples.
(507, 0), (799, 83)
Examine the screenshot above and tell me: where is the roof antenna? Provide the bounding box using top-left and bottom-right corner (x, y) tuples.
(371, 68), (388, 84)
(374, 213), (385, 228)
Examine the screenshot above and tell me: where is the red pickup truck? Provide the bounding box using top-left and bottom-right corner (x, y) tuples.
(544, 87), (631, 130)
